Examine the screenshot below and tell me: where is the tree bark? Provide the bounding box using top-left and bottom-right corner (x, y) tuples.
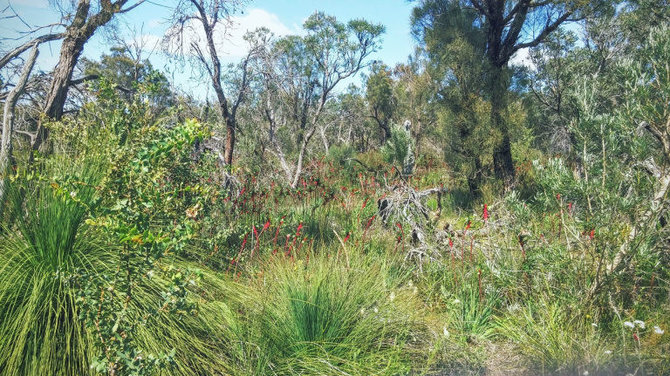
(1, 45), (39, 200)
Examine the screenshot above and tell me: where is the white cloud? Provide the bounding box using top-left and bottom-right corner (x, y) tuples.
(221, 8), (295, 57)
(167, 8), (297, 61)
(510, 47), (534, 70)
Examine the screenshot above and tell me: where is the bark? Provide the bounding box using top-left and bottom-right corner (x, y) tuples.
(1, 45), (39, 200)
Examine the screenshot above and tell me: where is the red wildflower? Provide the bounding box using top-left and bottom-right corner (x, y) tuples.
(362, 198), (369, 210)
(449, 238), (453, 248)
(263, 220), (271, 231)
(483, 204), (489, 221)
(589, 229), (595, 240)
(253, 225), (258, 238)
(633, 333), (639, 342)
(465, 221), (471, 231)
(344, 232), (351, 242)
(296, 223), (303, 236)
(241, 233), (248, 249)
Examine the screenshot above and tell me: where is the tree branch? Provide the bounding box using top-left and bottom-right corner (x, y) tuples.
(0, 33), (63, 71)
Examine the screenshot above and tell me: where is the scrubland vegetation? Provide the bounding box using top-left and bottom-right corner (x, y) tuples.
(0, 0), (669, 375)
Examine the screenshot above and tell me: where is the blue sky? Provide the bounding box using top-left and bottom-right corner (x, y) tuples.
(1, 0), (418, 97)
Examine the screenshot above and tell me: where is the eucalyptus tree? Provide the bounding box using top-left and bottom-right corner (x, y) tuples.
(166, 0), (257, 167)
(412, 0), (601, 187)
(366, 62), (396, 143)
(255, 13), (384, 188)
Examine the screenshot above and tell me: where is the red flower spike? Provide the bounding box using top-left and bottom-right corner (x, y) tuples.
(344, 233), (350, 243)
(483, 204), (489, 221)
(589, 229), (595, 240)
(263, 220), (271, 232)
(449, 238), (453, 248)
(465, 221), (471, 231)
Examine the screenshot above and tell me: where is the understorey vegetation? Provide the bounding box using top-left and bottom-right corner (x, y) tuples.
(0, 0), (668, 375)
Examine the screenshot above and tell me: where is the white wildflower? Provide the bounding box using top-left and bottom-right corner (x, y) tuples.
(360, 308), (366, 315)
(583, 371), (589, 376)
(389, 291), (395, 301)
(70, 191), (77, 198)
(442, 326), (450, 337)
(653, 326), (665, 335)
(189, 279), (196, 286)
(373, 307), (379, 314)
(591, 323), (598, 328)
(413, 286), (418, 295)
(634, 320), (645, 329)
(147, 270), (155, 279)
(624, 321), (635, 329)
(604, 350), (612, 355)
(453, 299), (461, 304)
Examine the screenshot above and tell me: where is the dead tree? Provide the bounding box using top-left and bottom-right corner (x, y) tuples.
(0, 45), (39, 200)
(166, 0), (250, 167)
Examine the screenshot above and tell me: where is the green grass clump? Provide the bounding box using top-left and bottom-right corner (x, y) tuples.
(495, 297), (608, 375)
(0, 157), (104, 375)
(225, 253), (427, 375)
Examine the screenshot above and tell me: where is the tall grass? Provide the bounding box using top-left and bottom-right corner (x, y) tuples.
(222, 252), (428, 375)
(495, 297), (608, 375)
(0, 156), (105, 375)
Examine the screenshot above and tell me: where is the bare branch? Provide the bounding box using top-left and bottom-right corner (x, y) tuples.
(0, 33), (63, 71)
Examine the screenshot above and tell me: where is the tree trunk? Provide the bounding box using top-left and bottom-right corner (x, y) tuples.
(1, 46), (39, 200)
(380, 120), (391, 144)
(489, 64), (515, 188)
(223, 116), (235, 165)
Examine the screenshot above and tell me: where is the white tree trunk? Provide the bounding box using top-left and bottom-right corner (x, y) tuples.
(0, 45), (39, 200)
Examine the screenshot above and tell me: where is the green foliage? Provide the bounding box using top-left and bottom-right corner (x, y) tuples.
(496, 298), (609, 374)
(0, 155), (106, 375)
(366, 62), (396, 141)
(225, 253), (427, 375)
(382, 124), (412, 172)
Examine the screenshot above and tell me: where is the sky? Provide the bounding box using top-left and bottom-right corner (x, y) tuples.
(1, 0), (418, 98)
